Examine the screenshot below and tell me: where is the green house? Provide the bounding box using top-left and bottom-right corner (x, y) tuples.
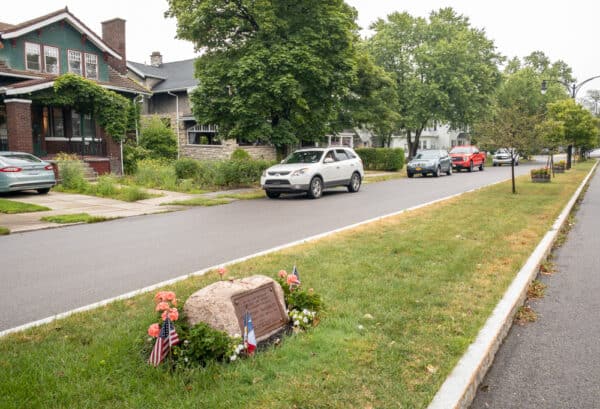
(0, 7), (149, 174)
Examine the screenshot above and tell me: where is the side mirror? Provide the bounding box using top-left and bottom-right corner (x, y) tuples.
(324, 157), (335, 164)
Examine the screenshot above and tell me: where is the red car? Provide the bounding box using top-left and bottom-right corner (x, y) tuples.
(449, 146), (486, 172)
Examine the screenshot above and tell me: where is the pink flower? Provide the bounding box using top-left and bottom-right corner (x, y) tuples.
(278, 270), (287, 278)
(286, 274), (300, 286)
(217, 267), (227, 278)
(147, 323), (160, 337)
(162, 308), (179, 321)
(154, 291), (166, 302)
(155, 301), (170, 312)
(164, 291), (176, 301)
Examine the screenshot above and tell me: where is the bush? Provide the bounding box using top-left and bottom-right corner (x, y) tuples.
(139, 116), (177, 160)
(134, 159), (178, 191)
(56, 156), (89, 191)
(215, 159), (272, 188)
(94, 175), (118, 197)
(355, 148), (405, 171)
(230, 148), (252, 161)
(123, 140), (151, 175)
(531, 168), (551, 177)
(174, 158), (201, 180)
(174, 323), (239, 367)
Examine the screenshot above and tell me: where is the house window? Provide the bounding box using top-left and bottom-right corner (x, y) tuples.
(44, 46), (59, 74)
(85, 53), (98, 79)
(25, 42), (41, 71)
(187, 123), (220, 145)
(72, 111), (96, 139)
(68, 50), (82, 75)
(49, 107), (64, 137)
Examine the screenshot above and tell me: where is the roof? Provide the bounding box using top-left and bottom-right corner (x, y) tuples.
(127, 59), (198, 92)
(0, 7), (121, 60)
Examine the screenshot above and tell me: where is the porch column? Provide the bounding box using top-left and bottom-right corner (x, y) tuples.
(5, 99), (33, 152)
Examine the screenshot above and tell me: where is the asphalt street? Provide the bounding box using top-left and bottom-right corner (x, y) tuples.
(471, 167), (600, 409)
(1, 164), (536, 332)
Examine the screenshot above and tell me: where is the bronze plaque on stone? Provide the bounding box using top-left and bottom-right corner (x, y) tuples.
(232, 282), (288, 340)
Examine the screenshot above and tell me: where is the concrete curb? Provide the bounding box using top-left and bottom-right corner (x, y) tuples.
(427, 161), (598, 409)
(0, 175), (512, 339)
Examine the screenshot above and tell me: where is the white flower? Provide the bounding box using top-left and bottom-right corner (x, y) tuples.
(357, 325), (364, 330)
(230, 355), (237, 361)
(233, 333), (240, 339)
(184, 340), (190, 345)
(303, 309), (309, 315)
(303, 317), (309, 323)
(294, 320), (300, 326)
(184, 357), (189, 362)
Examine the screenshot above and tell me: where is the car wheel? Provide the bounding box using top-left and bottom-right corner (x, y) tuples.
(347, 172), (361, 193)
(307, 176), (323, 199)
(479, 161), (484, 171)
(434, 166), (441, 177)
(265, 190), (280, 199)
(37, 188), (50, 194)
(468, 161), (473, 172)
(493, 162), (497, 167)
(446, 165), (452, 176)
(407, 172), (414, 178)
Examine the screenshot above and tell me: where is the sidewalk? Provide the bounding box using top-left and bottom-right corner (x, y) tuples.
(470, 167), (600, 408)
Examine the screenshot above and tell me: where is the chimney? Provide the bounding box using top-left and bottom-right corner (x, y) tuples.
(101, 18), (126, 74)
(150, 51), (163, 67)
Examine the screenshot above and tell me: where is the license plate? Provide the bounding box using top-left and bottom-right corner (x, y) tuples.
(415, 167), (422, 171)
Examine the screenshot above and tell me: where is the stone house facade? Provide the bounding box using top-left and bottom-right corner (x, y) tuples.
(127, 52), (277, 162)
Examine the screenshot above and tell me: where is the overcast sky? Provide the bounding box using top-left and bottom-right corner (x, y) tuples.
(4, 0), (600, 94)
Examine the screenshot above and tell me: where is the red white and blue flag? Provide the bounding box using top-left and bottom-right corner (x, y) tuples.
(292, 265), (300, 284)
(148, 317), (180, 367)
(244, 311), (257, 355)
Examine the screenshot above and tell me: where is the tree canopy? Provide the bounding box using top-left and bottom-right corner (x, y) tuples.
(366, 8), (502, 157)
(166, 0), (360, 150)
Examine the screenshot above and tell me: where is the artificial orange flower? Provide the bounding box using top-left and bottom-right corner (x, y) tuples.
(155, 301), (170, 312)
(147, 323), (160, 337)
(278, 270), (287, 278)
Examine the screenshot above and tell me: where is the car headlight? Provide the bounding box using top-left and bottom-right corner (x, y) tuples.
(262, 170), (267, 177)
(291, 168), (309, 177)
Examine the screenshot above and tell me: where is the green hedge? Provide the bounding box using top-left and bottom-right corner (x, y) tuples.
(355, 148), (405, 171)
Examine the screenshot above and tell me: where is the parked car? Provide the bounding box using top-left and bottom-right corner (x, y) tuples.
(406, 150), (452, 178)
(0, 152), (56, 194)
(260, 147), (364, 199)
(449, 145), (486, 172)
(493, 148), (520, 166)
(589, 148), (600, 159)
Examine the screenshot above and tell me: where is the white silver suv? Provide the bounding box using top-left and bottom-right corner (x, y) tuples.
(260, 147), (364, 199)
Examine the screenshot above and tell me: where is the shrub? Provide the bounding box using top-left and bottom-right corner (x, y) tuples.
(531, 168), (551, 177)
(134, 159), (178, 191)
(215, 159), (272, 188)
(230, 148), (252, 161)
(56, 156), (88, 191)
(94, 175), (118, 197)
(139, 116), (177, 160)
(174, 158), (201, 180)
(355, 148), (405, 171)
(123, 140), (151, 175)
(121, 185), (151, 202)
(174, 322), (239, 367)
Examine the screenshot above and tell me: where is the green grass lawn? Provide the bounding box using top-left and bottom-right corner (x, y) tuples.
(217, 189), (266, 200)
(0, 162), (593, 409)
(40, 213), (116, 224)
(0, 226), (9, 235)
(0, 198), (50, 214)
(162, 197), (234, 207)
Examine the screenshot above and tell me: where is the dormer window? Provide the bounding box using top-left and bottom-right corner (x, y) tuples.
(25, 42), (41, 71)
(44, 46), (59, 74)
(85, 53), (98, 80)
(68, 50), (82, 75)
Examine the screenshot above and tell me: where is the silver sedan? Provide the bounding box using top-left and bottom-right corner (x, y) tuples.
(0, 152), (56, 194)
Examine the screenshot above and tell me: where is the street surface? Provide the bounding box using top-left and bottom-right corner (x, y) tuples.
(1, 164), (535, 331)
(471, 168), (600, 409)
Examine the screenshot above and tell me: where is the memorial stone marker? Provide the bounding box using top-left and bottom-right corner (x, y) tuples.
(183, 275), (288, 342)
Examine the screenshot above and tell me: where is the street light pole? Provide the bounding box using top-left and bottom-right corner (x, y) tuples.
(541, 75), (600, 168)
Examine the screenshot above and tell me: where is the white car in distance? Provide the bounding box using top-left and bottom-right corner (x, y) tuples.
(260, 147), (364, 199)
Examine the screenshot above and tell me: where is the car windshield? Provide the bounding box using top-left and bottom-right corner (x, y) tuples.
(496, 149), (509, 154)
(0, 153), (42, 164)
(283, 150), (323, 164)
(450, 147), (472, 154)
(414, 151), (440, 159)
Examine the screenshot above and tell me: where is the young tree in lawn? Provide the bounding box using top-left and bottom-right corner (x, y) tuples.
(367, 8), (502, 158)
(165, 0), (359, 153)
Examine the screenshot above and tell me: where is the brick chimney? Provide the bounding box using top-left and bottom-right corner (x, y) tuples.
(101, 18), (126, 74)
(150, 51), (163, 67)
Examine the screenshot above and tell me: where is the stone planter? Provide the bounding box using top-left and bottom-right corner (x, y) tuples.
(531, 174), (551, 183)
(552, 166), (565, 174)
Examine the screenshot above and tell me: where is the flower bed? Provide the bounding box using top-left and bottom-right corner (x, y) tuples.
(531, 168), (551, 183)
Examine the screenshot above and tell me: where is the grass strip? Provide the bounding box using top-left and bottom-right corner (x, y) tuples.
(0, 226), (9, 235)
(0, 198), (50, 214)
(217, 190), (266, 200)
(40, 213), (116, 224)
(162, 197), (234, 207)
(0, 162), (593, 409)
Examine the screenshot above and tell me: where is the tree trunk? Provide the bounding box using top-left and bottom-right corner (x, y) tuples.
(566, 144), (572, 169)
(511, 156), (516, 194)
(410, 128), (423, 158)
(407, 130), (414, 159)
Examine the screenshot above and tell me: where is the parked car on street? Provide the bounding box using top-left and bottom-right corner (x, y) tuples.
(0, 152), (56, 194)
(260, 147), (364, 199)
(406, 150), (452, 178)
(449, 145), (486, 172)
(493, 148), (520, 166)
(589, 148), (600, 159)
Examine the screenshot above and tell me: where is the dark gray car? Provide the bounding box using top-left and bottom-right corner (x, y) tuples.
(406, 150), (452, 178)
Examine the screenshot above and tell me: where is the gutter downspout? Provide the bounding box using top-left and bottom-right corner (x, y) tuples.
(167, 91), (180, 159)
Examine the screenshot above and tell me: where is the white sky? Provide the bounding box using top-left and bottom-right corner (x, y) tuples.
(3, 0), (600, 94)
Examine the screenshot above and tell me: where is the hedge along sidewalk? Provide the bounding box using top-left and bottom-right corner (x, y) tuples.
(0, 163), (593, 408)
(428, 160), (599, 409)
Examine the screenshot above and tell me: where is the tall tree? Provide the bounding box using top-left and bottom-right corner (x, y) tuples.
(166, 0), (359, 152)
(546, 99), (600, 158)
(367, 8), (502, 157)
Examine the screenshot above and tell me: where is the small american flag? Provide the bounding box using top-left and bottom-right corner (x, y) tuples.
(148, 317), (180, 367)
(292, 265), (300, 284)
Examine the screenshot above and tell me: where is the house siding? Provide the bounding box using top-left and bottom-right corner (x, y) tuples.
(0, 22), (109, 81)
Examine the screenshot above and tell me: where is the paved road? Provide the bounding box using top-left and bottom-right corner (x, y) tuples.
(471, 167), (600, 409)
(1, 164), (535, 332)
